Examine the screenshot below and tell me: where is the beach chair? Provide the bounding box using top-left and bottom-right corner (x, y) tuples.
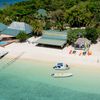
(79, 52), (82, 56)
(88, 51), (92, 56)
(73, 50), (76, 54)
(69, 50), (72, 54)
(83, 52), (86, 55)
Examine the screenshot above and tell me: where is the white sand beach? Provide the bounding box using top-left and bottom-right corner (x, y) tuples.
(3, 37), (100, 67)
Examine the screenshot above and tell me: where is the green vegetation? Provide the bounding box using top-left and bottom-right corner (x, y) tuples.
(16, 31), (29, 42)
(67, 27), (99, 44)
(67, 29), (86, 44)
(31, 20), (43, 36)
(0, 0), (100, 43)
(96, 26), (100, 38)
(85, 27), (98, 43)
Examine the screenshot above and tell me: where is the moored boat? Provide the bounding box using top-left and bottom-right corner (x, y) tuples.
(51, 72), (73, 78)
(53, 63), (69, 70)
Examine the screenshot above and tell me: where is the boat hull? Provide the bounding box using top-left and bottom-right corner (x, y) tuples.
(51, 73), (73, 78)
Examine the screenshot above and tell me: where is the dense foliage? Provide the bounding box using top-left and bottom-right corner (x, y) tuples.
(0, 0), (99, 27)
(85, 27), (98, 43)
(67, 27), (99, 44)
(67, 29), (86, 44)
(16, 31), (29, 42)
(0, 0), (100, 42)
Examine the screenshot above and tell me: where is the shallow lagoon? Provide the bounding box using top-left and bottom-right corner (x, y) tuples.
(0, 58), (100, 100)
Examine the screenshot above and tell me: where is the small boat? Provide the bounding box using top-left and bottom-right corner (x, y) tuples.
(0, 51), (8, 58)
(51, 72), (73, 78)
(53, 63), (69, 70)
(0, 47), (8, 59)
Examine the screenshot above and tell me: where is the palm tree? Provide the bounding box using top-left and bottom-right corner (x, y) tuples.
(31, 20), (43, 36)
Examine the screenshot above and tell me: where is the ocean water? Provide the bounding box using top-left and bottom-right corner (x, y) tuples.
(0, 0), (25, 7)
(0, 58), (100, 100)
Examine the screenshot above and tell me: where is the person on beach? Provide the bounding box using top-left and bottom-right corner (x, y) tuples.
(97, 59), (99, 63)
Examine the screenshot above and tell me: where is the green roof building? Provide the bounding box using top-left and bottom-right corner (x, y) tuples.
(1, 21), (33, 36)
(36, 30), (67, 48)
(37, 9), (47, 17)
(75, 38), (91, 50)
(1, 28), (20, 37)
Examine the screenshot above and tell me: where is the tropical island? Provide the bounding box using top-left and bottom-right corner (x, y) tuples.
(0, 0), (100, 39)
(0, 0), (100, 100)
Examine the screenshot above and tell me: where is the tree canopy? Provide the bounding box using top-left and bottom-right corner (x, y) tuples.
(0, 0), (99, 28)
(0, 0), (100, 41)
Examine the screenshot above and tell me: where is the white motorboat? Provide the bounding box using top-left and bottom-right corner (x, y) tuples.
(51, 72), (73, 78)
(53, 63), (69, 70)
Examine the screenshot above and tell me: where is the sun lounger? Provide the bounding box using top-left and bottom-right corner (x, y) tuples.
(79, 52), (82, 56)
(83, 52), (86, 55)
(69, 50), (72, 54)
(87, 51), (92, 56)
(73, 50), (76, 54)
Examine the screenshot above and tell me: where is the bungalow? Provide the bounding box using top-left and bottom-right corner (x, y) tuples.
(74, 38), (91, 50)
(0, 23), (7, 32)
(36, 30), (67, 48)
(0, 47), (8, 58)
(1, 21), (33, 37)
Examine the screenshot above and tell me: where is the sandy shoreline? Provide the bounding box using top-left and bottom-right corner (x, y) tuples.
(3, 40), (100, 67)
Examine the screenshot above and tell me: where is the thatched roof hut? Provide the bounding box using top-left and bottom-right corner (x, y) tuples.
(75, 38), (91, 50)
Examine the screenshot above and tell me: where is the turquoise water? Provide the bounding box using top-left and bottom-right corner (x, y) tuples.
(0, 41), (8, 45)
(0, 58), (100, 100)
